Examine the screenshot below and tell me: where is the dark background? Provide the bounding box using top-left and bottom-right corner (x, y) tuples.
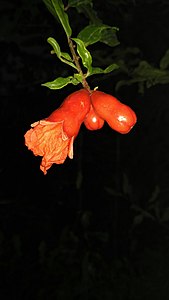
(1, 0), (169, 299)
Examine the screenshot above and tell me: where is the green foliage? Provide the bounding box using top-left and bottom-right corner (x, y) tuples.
(130, 184), (169, 226)
(100, 27), (120, 47)
(89, 63), (119, 77)
(72, 38), (92, 72)
(68, 0), (101, 24)
(42, 0), (59, 20)
(47, 37), (77, 69)
(115, 53), (169, 94)
(42, 0), (120, 90)
(43, 0), (72, 37)
(77, 24), (119, 47)
(44, 0), (169, 94)
(41, 75), (79, 89)
(68, 0), (120, 47)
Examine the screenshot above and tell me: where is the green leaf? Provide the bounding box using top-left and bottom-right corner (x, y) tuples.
(51, 0), (72, 37)
(148, 185), (160, 203)
(71, 77), (81, 85)
(47, 37), (77, 70)
(42, 0), (58, 20)
(100, 27), (120, 47)
(72, 38), (92, 72)
(77, 24), (110, 46)
(42, 76), (74, 89)
(115, 60), (169, 93)
(68, 0), (93, 7)
(73, 73), (83, 83)
(88, 63), (119, 77)
(68, 0), (101, 25)
(115, 78), (144, 92)
(104, 63), (119, 73)
(89, 67), (104, 75)
(61, 52), (73, 62)
(41, 75), (82, 90)
(78, 25), (119, 48)
(47, 37), (61, 58)
(105, 186), (123, 197)
(160, 49), (169, 70)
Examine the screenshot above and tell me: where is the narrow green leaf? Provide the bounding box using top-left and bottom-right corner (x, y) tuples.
(77, 25), (110, 46)
(89, 67), (104, 75)
(87, 63), (119, 77)
(42, 0), (58, 20)
(47, 37), (77, 70)
(73, 73), (83, 83)
(41, 75), (82, 89)
(72, 38), (92, 72)
(68, 0), (101, 25)
(115, 78), (141, 92)
(104, 63), (119, 73)
(61, 52), (73, 62)
(71, 77), (81, 85)
(47, 37), (61, 58)
(51, 0), (72, 37)
(41, 76), (74, 89)
(160, 49), (169, 70)
(68, 0), (93, 7)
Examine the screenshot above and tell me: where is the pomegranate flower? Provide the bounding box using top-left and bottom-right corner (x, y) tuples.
(24, 89), (90, 174)
(24, 88), (137, 174)
(24, 120), (74, 175)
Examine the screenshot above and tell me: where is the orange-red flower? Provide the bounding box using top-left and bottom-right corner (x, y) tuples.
(24, 120), (74, 175)
(24, 88), (137, 174)
(24, 89), (91, 174)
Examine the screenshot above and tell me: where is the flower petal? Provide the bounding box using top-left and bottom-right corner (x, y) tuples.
(24, 120), (74, 174)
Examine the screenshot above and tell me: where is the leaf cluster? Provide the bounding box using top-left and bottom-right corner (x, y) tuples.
(42, 0), (120, 89)
(115, 48), (169, 93)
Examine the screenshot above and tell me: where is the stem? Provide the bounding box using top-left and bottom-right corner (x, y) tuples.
(68, 37), (91, 92)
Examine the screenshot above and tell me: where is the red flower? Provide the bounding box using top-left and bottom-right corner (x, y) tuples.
(25, 120), (74, 175)
(24, 88), (137, 174)
(24, 89), (90, 174)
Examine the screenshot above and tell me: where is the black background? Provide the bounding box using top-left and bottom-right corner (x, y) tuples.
(1, 0), (169, 299)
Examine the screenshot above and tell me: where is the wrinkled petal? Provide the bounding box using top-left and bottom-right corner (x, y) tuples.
(24, 120), (74, 175)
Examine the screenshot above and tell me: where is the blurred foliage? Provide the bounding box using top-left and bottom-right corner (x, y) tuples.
(1, 177), (169, 299)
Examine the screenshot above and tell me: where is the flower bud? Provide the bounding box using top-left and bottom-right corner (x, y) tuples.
(84, 105), (104, 130)
(91, 90), (137, 134)
(48, 89), (91, 137)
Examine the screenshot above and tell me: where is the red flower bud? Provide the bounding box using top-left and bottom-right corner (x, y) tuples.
(84, 105), (104, 130)
(91, 90), (137, 134)
(48, 89), (90, 137)
(61, 89), (91, 122)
